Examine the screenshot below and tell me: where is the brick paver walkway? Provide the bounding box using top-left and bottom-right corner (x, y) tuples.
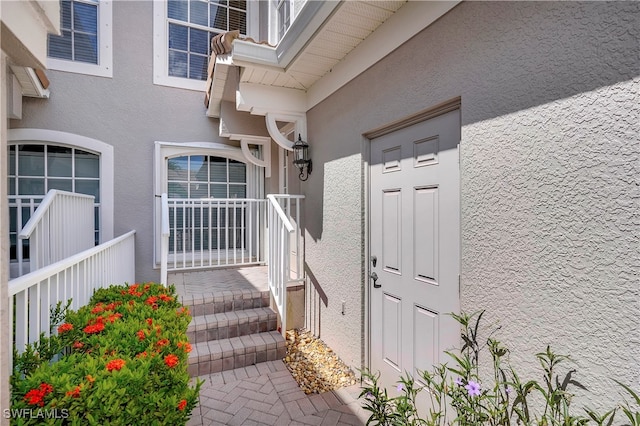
(187, 360), (367, 426)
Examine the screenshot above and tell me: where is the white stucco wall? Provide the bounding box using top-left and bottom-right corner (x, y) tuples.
(304, 1), (639, 410)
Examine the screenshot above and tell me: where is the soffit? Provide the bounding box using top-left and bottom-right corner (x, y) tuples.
(240, 1), (407, 91)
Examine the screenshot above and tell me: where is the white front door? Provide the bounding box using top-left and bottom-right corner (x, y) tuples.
(369, 109), (461, 394)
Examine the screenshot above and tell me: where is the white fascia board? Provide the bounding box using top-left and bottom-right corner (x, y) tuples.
(10, 66), (50, 98)
(227, 1), (341, 70)
(236, 82), (307, 116)
(306, 1), (461, 110)
(231, 41), (280, 70)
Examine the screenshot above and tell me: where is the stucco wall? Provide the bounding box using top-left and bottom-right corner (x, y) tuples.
(10, 1), (241, 282)
(304, 1), (639, 409)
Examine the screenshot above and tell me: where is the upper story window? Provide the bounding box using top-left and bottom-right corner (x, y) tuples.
(275, 0), (290, 40)
(268, 0), (305, 45)
(47, 0), (113, 78)
(154, 0), (256, 91)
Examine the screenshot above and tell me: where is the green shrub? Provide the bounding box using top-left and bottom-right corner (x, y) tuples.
(360, 310), (639, 426)
(11, 283), (201, 425)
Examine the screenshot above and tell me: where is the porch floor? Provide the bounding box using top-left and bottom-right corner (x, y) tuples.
(169, 265), (269, 300)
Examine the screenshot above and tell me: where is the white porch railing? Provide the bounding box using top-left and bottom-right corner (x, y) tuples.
(8, 195), (45, 277)
(9, 230), (136, 362)
(18, 190), (95, 274)
(267, 194), (305, 336)
(160, 196), (267, 283)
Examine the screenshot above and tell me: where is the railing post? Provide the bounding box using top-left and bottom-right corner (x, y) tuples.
(160, 193), (169, 287)
(266, 194), (305, 336)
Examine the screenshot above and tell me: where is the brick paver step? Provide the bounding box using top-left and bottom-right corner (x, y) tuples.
(187, 307), (278, 343)
(179, 288), (271, 317)
(188, 331), (286, 376)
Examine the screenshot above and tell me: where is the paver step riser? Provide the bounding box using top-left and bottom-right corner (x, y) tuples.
(188, 331), (286, 377)
(184, 292), (271, 317)
(187, 308), (278, 343)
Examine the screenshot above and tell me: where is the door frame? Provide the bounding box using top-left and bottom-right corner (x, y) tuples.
(363, 97), (462, 371)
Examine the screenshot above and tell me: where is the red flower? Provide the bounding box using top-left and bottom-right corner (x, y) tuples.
(83, 322), (105, 334)
(159, 294), (173, 303)
(105, 302), (119, 311)
(156, 338), (169, 347)
(137, 330), (146, 341)
(58, 323), (73, 334)
(164, 354), (179, 368)
(24, 389), (45, 407)
(106, 358), (126, 372)
(66, 386), (81, 398)
(128, 300), (135, 306)
(136, 351), (148, 359)
(177, 342), (192, 353)
(146, 318), (153, 326)
(144, 284), (151, 292)
(177, 399), (187, 411)
(105, 313), (122, 323)
(24, 383), (54, 407)
(91, 303), (104, 314)
(72, 341), (84, 349)
(39, 383), (53, 394)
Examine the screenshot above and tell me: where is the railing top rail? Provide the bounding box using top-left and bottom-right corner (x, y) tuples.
(166, 197), (267, 203)
(8, 230), (136, 296)
(268, 194), (306, 200)
(267, 194), (301, 234)
(18, 189), (95, 239)
(161, 193), (170, 238)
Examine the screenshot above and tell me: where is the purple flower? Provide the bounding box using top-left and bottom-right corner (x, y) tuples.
(365, 391), (375, 400)
(454, 377), (464, 386)
(397, 384), (404, 392)
(465, 380), (481, 397)
(505, 387), (512, 395)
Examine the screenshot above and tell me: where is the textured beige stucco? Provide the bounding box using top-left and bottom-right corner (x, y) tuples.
(304, 1), (639, 410)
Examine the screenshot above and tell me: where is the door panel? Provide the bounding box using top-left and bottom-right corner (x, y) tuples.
(382, 190), (402, 273)
(370, 109), (460, 399)
(382, 293), (402, 371)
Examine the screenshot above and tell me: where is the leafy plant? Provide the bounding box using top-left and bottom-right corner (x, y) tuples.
(360, 310), (638, 426)
(11, 283), (201, 425)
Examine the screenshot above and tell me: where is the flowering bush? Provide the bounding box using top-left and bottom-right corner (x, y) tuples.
(11, 283), (201, 425)
(360, 311), (639, 425)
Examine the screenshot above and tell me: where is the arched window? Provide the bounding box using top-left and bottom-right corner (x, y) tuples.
(167, 155), (247, 199)
(8, 143), (101, 261)
(8, 129), (114, 276)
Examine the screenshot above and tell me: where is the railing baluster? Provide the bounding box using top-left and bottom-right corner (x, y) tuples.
(208, 204), (212, 268)
(9, 231), (136, 355)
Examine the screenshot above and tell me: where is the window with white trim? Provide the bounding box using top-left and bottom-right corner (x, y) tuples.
(167, 155), (247, 199)
(47, 0), (113, 77)
(8, 144), (102, 261)
(154, 0), (256, 91)
(275, 0), (290, 41)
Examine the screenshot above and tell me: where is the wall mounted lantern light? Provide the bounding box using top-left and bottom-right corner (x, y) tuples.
(292, 135), (312, 181)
